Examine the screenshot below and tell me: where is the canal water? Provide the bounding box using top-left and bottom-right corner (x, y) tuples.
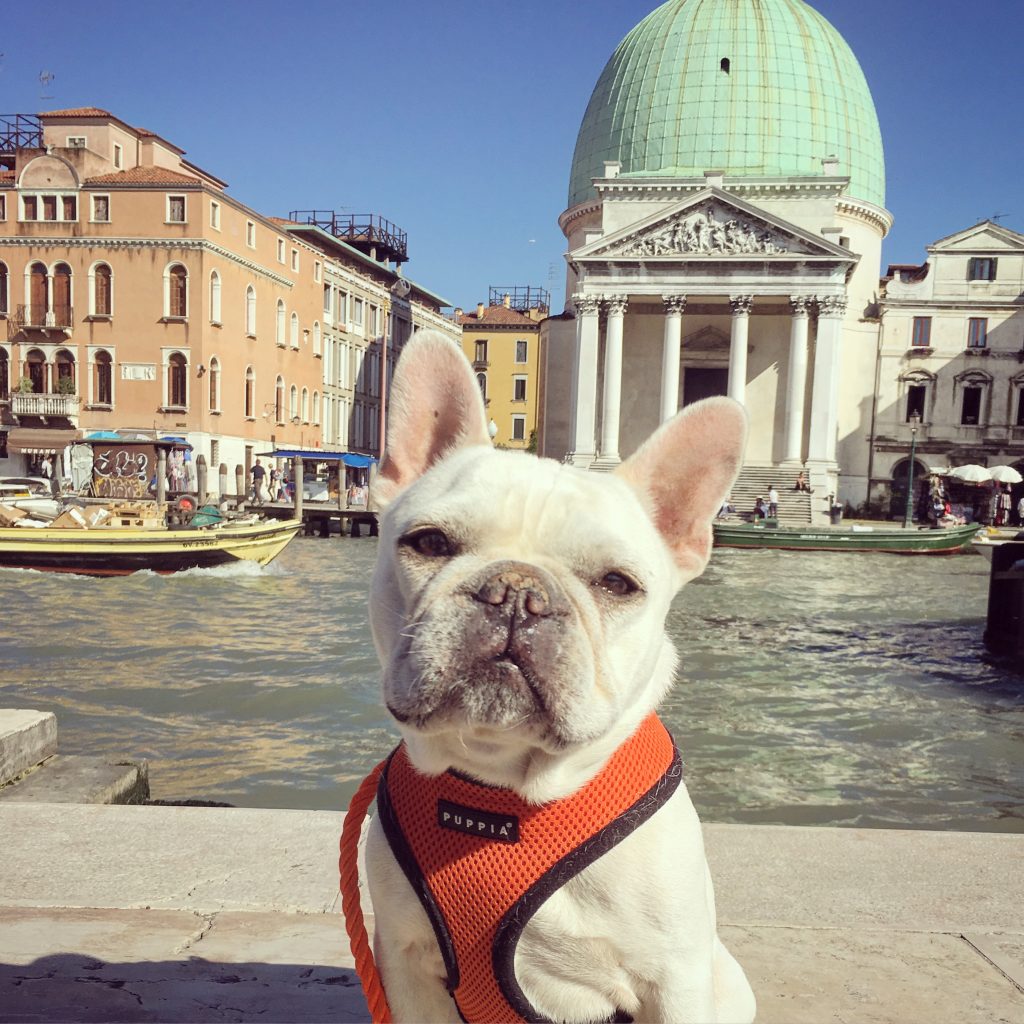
(1, 537), (1022, 832)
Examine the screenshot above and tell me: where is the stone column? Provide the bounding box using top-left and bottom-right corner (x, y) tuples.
(807, 296), (847, 464)
(783, 296), (811, 463)
(567, 294), (601, 466)
(596, 295), (627, 466)
(727, 295), (753, 405)
(660, 296), (686, 422)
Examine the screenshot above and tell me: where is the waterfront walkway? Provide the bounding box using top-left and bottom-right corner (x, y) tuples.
(1, 803), (1021, 1023)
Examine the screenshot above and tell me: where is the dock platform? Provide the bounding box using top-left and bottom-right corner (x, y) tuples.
(0, 803), (1021, 1022)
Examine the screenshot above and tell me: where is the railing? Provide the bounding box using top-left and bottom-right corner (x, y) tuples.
(11, 392), (81, 421)
(8, 304), (74, 334)
(288, 210), (408, 263)
(0, 113), (43, 154)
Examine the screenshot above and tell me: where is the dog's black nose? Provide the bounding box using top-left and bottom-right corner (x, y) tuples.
(473, 568), (552, 617)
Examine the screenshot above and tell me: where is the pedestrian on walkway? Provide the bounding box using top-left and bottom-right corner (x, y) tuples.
(250, 459), (266, 505)
(768, 484), (779, 518)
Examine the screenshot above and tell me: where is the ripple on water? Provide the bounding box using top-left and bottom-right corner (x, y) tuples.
(0, 538), (1021, 829)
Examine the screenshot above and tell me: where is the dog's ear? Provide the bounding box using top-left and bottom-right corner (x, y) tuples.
(372, 330), (490, 508)
(616, 398), (747, 578)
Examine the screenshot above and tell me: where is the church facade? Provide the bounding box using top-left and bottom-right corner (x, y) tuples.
(539, 0), (893, 521)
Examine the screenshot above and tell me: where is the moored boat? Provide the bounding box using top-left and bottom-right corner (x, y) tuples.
(713, 520), (981, 554)
(0, 514), (302, 576)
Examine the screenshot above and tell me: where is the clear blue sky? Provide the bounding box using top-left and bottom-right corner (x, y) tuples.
(3, 1), (1021, 310)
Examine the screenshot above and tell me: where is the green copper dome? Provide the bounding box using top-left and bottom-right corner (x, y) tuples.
(568, 0), (885, 209)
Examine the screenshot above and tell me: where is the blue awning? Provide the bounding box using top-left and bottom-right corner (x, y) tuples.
(262, 449), (377, 468)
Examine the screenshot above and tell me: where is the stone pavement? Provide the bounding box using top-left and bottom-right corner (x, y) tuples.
(0, 802), (1022, 1023)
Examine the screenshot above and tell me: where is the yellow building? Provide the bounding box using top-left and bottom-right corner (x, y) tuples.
(455, 289), (546, 450)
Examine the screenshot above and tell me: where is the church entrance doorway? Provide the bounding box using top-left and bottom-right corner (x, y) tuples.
(682, 367), (728, 407)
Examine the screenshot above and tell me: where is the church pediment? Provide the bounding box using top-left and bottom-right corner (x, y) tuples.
(574, 189), (853, 262)
(683, 326), (729, 351)
(930, 221), (1024, 254)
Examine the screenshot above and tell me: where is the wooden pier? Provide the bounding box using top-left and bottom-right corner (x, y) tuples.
(257, 501), (378, 538)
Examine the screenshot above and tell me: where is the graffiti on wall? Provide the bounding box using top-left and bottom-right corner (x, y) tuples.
(92, 445), (152, 499)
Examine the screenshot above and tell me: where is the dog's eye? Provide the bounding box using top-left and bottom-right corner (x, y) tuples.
(402, 529), (453, 558)
(597, 571), (639, 597)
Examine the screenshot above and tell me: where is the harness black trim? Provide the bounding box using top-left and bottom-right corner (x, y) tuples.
(492, 741), (682, 1023)
(376, 750), (461, 994)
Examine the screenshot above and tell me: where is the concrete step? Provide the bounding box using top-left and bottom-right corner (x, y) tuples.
(0, 709), (57, 786)
(0, 754), (149, 805)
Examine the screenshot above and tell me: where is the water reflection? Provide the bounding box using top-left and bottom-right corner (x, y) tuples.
(1, 539), (1021, 831)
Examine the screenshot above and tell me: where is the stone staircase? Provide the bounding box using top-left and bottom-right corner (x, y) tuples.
(724, 466), (816, 525)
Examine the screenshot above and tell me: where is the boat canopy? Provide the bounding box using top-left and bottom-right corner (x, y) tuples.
(262, 449), (377, 468)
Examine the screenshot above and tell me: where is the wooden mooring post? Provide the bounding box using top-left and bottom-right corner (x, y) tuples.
(984, 540), (1024, 658)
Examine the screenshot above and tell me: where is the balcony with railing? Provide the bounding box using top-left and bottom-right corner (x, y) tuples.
(6, 304), (74, 339)
(10, 391), (81, 424)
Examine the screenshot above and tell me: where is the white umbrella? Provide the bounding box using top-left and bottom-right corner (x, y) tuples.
(949, 464), (991, 483)
(988, 465), (1023, 484)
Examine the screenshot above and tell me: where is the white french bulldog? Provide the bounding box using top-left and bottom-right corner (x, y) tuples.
(363, 330), (755, 1024)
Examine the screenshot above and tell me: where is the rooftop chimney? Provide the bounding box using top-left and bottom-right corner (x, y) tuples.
(476, 302), (485, 319)
(503, 293), (511, 308)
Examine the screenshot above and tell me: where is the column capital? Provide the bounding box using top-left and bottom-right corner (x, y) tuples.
(789, 295), (812, 317)
(572, 293), (601, 316)
(729, 295), (754, 316)
(603, 295), (628, 316)
(662, 295), (687, 315)
(816, 295), (848, 317)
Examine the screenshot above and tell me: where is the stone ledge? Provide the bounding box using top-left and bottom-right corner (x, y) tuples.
(0, 755), (149, 805)
(0, 709), (57, 786)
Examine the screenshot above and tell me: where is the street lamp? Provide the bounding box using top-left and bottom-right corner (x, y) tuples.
(488, 419), (498, 443)
(903, 411), (921, 528)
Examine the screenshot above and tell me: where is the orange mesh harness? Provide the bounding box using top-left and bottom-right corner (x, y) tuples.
(372, 713), (681, 1024)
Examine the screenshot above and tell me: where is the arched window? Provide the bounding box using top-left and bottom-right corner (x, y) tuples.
(476, 371), (487, 402)
(312, 390), (320, 426)
(93, 351), (112, 406)
(312, 321), (321, 356)
(0, 262), (8, 316)
(24, 348), (46, 393)
(289, 384), (298, 420)
(898, 369), (935, 425)
(290, 311), (299, 348)
(301, 387), (309, 423)
(0, 348), (9, 399)
(55, 349), (75, 394)
(92, 263), (113, 317)
(276, 300), (285, 345)
(167, 352), (187, 407)
(244, 366), (255, 419)
(208, 356), (220, 412)
(275, 376), (284, 423)
(245, 285), (256, 337)
(166, 264), (188, 318)
(52, 264), (72, 327)
(209, 271), (221, 324)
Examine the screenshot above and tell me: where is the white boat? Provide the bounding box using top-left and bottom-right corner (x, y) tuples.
(0, 477), (61, 520)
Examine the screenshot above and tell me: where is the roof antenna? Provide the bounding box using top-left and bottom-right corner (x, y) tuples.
(990, 212), (1009, 223)
(39, 70), (55, 99)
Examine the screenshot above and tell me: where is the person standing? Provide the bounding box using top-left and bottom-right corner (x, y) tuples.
(250, 459), (266, 505)
(768, 484), (779, 518)
(1017, 494), (1024, 527)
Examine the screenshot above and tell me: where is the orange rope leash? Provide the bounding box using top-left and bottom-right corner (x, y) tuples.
(339, 758), (393, 1024)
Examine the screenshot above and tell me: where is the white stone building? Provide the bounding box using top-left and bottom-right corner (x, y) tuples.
(540, 0), (892, 521)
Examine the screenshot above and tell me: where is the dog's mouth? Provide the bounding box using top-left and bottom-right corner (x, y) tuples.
(386, 649), (550, 731)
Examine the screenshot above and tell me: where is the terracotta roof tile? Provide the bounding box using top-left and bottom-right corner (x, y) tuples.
(41, 107), (114, 119)
(0, 170), (15, 183)
(455, 305), (537, 326)
(84, 166), (201, 187)
(267, 216), (300, 225)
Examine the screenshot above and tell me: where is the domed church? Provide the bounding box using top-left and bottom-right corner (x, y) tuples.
(539, 0), (891, 519)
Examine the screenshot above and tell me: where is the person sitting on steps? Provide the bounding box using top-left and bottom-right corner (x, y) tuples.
(794, 471), (812, 493)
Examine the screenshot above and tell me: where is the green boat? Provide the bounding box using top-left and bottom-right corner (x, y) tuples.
(712, 521), (981, 554)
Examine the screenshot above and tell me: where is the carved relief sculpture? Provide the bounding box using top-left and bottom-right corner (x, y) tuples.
(620, 204), (791, 257)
